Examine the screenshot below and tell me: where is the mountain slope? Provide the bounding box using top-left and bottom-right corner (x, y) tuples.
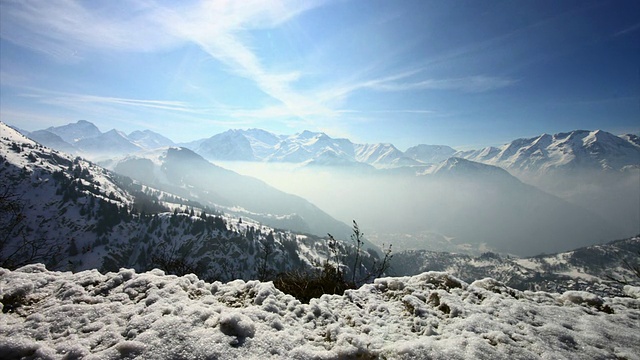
(111, 147), (354, 240)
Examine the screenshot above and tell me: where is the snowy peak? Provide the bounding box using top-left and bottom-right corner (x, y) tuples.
(196, 130), (256, 161)
(76, 129), (143, 158)
(460, 129), (640, 172)
(128, 130), (175, 149)
(27, 120), (182, 160)
(430, 157), (514, 179)
(26, 129), (78, 155)
(46, 120), (102, 144)
(266, 131), (355, 164)
(354, 143), (420, 167)
(404, 144), (457, 164)
(189, 128), (422, 168)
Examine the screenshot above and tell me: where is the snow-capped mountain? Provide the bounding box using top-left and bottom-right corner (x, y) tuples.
(457, 129), (640, 173)
(187, 129), (421, 168)
(354, 143), (420, 167)
(447, 130), (639, 238)
(405, 144), (457, 164)
(30, 122), (640, 175)
(242, 128), (283, 159)
(45, 119), (102, 143)
(195, 129), (258, 161)
(27, 129), (78, 154)
(76, 129), (144, 158)
(266, 131), (355, 164)
(31, 120), (173, 159)
(427, 157), (517, 179)
(128, 129), (175, 149)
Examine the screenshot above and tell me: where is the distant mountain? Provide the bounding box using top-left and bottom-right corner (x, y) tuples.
(364, 156), (622, 256)
(428, 157), (516, 179)
(27, 129), (78, 154)
(354, 143), (420, 167)
(457, 130), (640, 173)
(449, 130), (639, 238)
(267, 131), (355, 164)
(301, 149), (376, 170)
(242, 128), (283, 159)
(76, 129), (143, 158)
(188, 129), (422, 168)
(31, 122), (640, 173)
(46, 119), (102, 144)
(128, 130), (175, 149)
(30, 120), (178, 160)
(195, 129), (257, 161)
(405, 144), (457, 164)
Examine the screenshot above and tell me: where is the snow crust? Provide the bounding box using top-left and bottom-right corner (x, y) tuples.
(2, 266), (639, 359)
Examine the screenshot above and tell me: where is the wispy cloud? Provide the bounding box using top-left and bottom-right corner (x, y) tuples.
(369, 75), (517, 93)
(0, 0), (179, 60)
(319, 70), (516, 105)
(0, 0), (515, 131)
(1, 0), (335, 120)
(20, 89), (198, 114)
(613, 22), (640, 37)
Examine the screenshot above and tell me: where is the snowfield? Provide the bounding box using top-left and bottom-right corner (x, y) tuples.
(1, 265), (639, 360)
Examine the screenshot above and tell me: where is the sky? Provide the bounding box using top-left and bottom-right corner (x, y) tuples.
(1, 0), (639, 151)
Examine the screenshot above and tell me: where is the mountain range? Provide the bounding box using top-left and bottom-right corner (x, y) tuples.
(27, 120), (174, 159)
(22, 120), (640, 173)
(22, 120), (640, 177)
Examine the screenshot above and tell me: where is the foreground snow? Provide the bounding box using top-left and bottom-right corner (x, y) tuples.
(1, 266), (639, 359)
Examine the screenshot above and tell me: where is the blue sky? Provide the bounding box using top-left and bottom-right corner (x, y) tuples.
(1, 0), (638, 150)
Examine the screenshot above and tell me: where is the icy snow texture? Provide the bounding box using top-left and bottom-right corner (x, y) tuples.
(1, 266), (639, 359)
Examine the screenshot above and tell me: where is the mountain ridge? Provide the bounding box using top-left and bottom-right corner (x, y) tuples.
(21, 120), (640, 174)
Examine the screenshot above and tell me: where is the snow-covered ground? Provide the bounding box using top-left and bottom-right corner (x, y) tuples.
(2, 265), (639, 359)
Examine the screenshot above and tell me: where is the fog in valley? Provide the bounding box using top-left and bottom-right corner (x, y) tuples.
(217, 161), (640, 257)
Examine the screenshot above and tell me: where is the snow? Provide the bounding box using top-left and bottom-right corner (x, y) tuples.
(458, 129), (640, 172)
(2, 266), (639, 359)
(624, 285), (640, 299)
